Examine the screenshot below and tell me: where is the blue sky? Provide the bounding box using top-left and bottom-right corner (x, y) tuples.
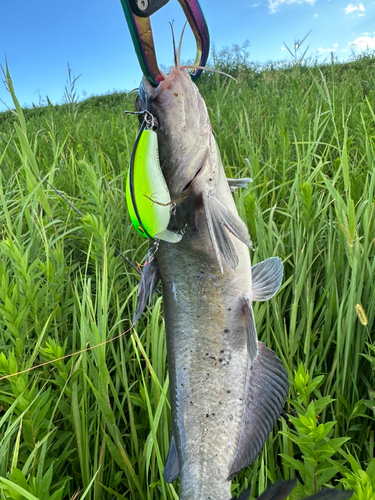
(1, 0), (374, 111)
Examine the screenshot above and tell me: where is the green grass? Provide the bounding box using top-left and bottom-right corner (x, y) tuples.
(0, 51), (374, 500)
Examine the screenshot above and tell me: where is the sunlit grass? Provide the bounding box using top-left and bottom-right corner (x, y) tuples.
(0, 52), (374, 499)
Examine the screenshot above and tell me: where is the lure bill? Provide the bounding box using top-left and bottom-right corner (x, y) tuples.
(126, 117), (182, 243)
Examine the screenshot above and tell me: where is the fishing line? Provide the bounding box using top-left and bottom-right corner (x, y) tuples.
(2, 133), (165, 304)
(40, 174), (143, 277)
(1, 133), (145, 277)
(41, 172), (163, 293)
(0, 134), (17, 154)
(2, 116), (163, 310)
(0, 323), (136, 382)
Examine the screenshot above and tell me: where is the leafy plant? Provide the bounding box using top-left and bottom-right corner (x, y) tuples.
(0, 465), (67, 500)
(281, 365), (350, 498)
(340, 455), (375, 500)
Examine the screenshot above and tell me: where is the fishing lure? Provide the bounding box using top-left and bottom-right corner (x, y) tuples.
(126, 111), (182, 243)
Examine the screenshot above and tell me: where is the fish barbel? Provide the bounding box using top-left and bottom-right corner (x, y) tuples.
(133, 61), (289, 500)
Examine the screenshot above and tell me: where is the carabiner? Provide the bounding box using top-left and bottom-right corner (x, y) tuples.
(119, 0), (210, 86)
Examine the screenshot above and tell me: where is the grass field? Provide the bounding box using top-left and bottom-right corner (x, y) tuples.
(0, 50), (374, 500)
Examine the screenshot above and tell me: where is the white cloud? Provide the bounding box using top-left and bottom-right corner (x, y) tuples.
(333, 43), (339, 47)
(349, 36), (375, 50)
(281, 46), (286, 51)
(269, 0), (316, 13)
(345, 3), (358, 13)
(314, 13), (318, 17)
(345, 3), (366, 13)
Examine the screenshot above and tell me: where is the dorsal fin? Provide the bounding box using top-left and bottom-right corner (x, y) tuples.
(227, 177), (252, 191)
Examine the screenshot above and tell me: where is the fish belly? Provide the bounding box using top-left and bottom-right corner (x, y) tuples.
(158, 243), (251, 500)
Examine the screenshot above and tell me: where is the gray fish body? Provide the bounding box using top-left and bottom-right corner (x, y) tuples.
(157, 146), (251, 500)
(136, 67), (288, 500)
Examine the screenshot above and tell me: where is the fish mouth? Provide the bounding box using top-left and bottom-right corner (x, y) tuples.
(136, 72), (210, 200)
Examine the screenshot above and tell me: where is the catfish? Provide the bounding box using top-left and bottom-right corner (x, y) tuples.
(131, 50), (331, 499)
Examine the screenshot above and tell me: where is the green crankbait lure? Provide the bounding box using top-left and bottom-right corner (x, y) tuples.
(126, 112), (182, 243)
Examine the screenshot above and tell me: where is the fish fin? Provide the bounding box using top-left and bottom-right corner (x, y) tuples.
(163, 435), (180, 483)
(203, 193), (252, 272)
(227, 177), (253, 191)
(132, 257), (160, 325)
(229, 341), (289, 477)
(256, 480), (297, 500)
(252, 257), (283, 302)
(154, 229), (182, 243)
(203, 193), (235, 272)
(231, 485), (252, 500)
(302, 490), (353, 500)
(242, 298), (258, 362)
(210, 195), (252, 247)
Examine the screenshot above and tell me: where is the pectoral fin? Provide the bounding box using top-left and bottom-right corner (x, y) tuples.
(132, 256), (160, 325)
(163, 435), (180, 483)
(252, 257), (283, 302)
(256, 480), (297, 500)
(203, 193), (252, 272)
(229, 342), (289, 477)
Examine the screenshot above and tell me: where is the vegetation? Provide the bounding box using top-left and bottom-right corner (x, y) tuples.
(0, 48), (374, 500)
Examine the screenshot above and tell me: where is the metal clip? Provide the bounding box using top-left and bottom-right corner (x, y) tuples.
(119, 0), (210, 86)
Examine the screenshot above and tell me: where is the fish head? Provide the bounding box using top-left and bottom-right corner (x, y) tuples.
(136, 65), (212, 200)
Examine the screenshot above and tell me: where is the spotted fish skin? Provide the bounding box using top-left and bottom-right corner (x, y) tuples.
(135, 65), (288, 500)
